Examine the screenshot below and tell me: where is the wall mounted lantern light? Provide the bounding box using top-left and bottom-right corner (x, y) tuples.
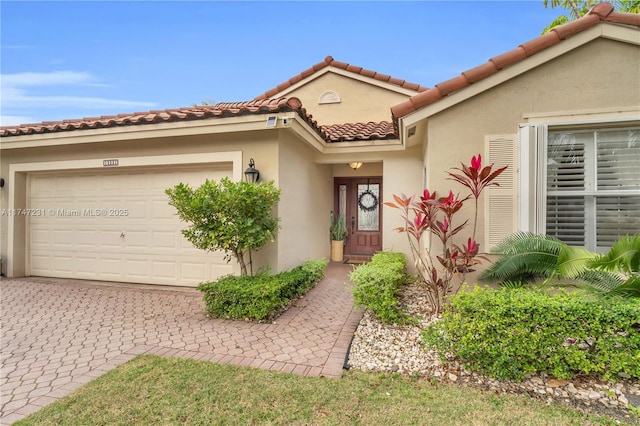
(0, 178), (4, 188)
(348, 162), (363, 170)
(244, 158), (260, 183)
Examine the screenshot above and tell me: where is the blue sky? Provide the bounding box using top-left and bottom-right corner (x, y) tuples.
(1, 1), (564, 126)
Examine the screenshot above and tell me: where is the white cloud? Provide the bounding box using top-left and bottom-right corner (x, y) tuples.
(1, 71), (156, 123)
(2, 87), (155, 109)
(0, 115), (37, 126)
(2, 71), (96, 87)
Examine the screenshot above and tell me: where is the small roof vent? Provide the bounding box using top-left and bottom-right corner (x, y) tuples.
(318, 91), (341, 105)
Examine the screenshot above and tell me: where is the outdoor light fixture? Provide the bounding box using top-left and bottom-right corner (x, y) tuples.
(348, 162), (363, 170)
(244, 158), (260, 183)
(0, 178), (4, 188)
(266, 116), (277, 128)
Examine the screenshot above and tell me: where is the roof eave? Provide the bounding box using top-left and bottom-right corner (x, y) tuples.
(397, 23), (639, 136)
(0, 114), (290, 150)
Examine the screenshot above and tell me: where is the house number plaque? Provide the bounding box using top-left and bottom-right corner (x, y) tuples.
(103, 159), (119, 167)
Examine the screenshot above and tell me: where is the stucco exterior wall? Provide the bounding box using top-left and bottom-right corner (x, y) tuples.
(424, 38), (640, 252)
(286, 72), (410, 125)
(332, 162), (383, 178)
(277, 131), (333, 271)
(0, 131), (281, 278)
(381, 146), (424, 264)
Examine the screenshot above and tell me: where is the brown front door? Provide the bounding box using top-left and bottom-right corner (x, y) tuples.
(334, 177), (382, 256)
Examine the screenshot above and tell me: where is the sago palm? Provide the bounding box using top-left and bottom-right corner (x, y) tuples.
(581, 234), (640, 298)
(479, 232), (595, 284)
(481, 232), (640, 298)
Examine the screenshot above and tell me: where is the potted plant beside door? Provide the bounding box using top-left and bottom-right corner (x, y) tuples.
(330, 214), (348, 262)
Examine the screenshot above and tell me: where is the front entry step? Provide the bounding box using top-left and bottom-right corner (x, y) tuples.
(342, 256), (371, 265)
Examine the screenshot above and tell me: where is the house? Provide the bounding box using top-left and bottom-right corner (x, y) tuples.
(1, 3), (638, 287)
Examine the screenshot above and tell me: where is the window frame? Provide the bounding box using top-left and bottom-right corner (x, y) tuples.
(518, 117), (640, 251)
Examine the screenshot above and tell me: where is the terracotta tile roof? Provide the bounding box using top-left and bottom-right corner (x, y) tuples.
(254, 56), (429, 100)
(391, 3), (640, 119)
(0, 98), (304, 137)
(319, 121), (397, 142)
(0, 97), (397, 143)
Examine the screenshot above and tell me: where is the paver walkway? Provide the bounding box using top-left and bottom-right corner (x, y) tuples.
(0, 263), (362, 425)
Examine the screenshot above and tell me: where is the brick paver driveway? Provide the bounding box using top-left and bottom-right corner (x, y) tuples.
(0, 263), (361, 425)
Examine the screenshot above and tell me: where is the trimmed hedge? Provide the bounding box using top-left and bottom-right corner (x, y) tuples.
(197, 260), (327, 321)
(350, 252), (415, 325)
(423, 286), (640, 381)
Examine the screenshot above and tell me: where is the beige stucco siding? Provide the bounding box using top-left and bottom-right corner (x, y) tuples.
(424, 38), (640, 252)
(286, 72), (409, 124)
(0, 131), (281, 279)
(277, 131), (333, 270)
(332, 162), (383, 177)
(381, 147), (424, 260)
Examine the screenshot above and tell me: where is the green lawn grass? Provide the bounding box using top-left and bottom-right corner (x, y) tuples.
(16, 355), (621, 426)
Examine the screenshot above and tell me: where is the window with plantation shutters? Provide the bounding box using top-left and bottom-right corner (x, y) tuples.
(485, 135), (517, 251)
(546, 127), (640, 252)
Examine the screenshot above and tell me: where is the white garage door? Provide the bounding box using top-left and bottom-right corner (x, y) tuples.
(28, 166), (233, 286)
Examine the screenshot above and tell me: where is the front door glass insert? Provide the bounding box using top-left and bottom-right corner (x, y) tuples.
(357, 183), (379, 231)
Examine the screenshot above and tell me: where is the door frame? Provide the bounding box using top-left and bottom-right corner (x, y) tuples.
(333, 176), (383, 256)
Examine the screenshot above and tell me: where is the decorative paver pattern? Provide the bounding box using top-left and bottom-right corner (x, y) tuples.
(0, 263), (361, 425)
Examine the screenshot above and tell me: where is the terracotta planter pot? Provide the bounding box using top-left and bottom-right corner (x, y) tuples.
(330, 240), (344, 262)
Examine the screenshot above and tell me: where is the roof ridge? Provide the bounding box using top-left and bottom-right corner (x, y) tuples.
(391, 2), (639, 119)
(254, 55), (429, 101)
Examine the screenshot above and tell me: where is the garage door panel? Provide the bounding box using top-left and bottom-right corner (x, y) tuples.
(152, 173), (185, 188)
(53, 256), (74, 274)
(151, 200), (177, 220)
(195, 250), (226, 262)
(123, 172), (149, 187)
(181, 262), (206, 280)
(29, 166), (232, 286)
(93, 230), (123, 248)
(179, 244), (207, 255)
(30, 255), (51, 273)
(123, 231), (148, 248)
(30, 175), (53, 196)
(152, 232), (177, 248)
(124, 200), (147, 219)
(99, 258), (122, 276)
(51, 229), (75, 248)
(76, 229), (99, 247)
(75, 176), (100, 193)
(152, 261), (176, 280)
(53, 176), (76, 195)
(29, 197), (49, 210)
(29, 226), (50, 248)
(123, 259), (148, 277)
(75, 256), (97, 273)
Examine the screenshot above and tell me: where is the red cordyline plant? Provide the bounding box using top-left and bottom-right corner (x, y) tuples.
(384, 154), (507, 315)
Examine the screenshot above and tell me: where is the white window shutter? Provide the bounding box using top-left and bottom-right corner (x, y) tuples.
(484, 134), (517, 251)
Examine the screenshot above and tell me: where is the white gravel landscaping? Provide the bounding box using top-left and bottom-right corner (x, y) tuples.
(347, 283), (640, 423)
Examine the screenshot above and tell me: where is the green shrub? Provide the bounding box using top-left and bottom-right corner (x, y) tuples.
(350, 252), (415, 325)
(423, 287), (640, 381)
(197, 260), (327, 321)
